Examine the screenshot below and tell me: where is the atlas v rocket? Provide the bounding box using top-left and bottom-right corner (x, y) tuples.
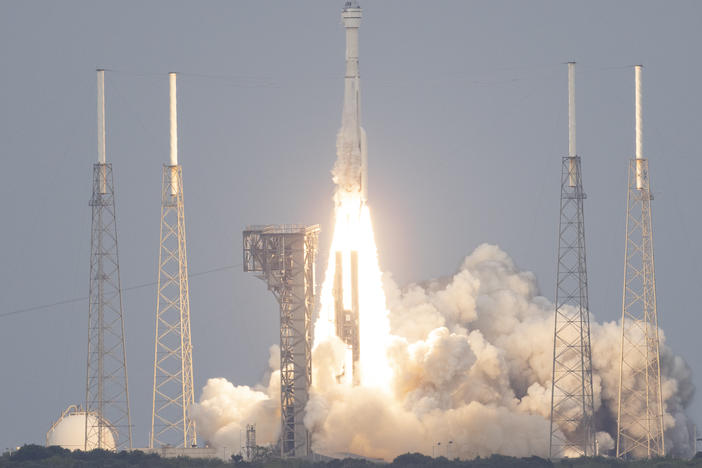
(333, 0), (368, 203)
(332, 0), (366, 385)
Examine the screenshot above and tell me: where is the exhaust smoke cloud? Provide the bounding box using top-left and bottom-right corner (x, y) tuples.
(193, 244), (695, 460)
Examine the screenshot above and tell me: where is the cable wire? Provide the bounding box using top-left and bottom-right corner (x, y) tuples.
(0, 263), (241, 319)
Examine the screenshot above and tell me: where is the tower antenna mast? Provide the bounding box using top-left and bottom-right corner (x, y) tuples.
(85, 68), (132, 451)
(616, 65), (665, 459)
(150, 72), (197, 449)
(549, 62), (596, 458)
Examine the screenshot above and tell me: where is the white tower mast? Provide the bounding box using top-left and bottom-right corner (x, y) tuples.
(616, 65), (665, 459)
(151, 72), (197, 448)
(549, 62), (596, 458)
(85, 69), (132, 450)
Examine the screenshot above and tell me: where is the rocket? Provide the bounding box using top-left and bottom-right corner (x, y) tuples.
(333, 0), (368, 203)
(331, 1), (366, 386)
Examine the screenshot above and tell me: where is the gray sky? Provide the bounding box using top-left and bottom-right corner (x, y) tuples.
(1, 0), (701, 451)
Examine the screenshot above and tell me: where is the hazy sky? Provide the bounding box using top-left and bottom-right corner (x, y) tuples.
(1, 0), (701, 451)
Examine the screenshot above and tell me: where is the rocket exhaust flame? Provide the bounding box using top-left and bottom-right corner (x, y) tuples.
(314, 195), (393, 389)
(333, 250), (360, 385)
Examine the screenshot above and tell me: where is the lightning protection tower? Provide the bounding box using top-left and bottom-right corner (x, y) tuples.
(243, 224), (320, 458)
(246, 424), (257, 461)
(616, 65), (665, 459)
(85, 69), (133, 450)
(151, 73), (197, 449)
(549, 62), (596, 458)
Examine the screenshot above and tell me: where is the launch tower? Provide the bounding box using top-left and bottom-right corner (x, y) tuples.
(616, 65), (665, 459)
(549, 62), (596, 458)
(243, 224), (320, 458)
(151, 73), (197, 449)
(85, 69), (133, 451)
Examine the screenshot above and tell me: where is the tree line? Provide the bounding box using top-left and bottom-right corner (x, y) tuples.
(2, 445), (702, 468)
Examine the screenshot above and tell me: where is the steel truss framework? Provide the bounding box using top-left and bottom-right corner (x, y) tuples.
(246, 424), (256, 461)
(86, 163), (132, 450)
(151, 165), (197, 448)
(616, 158), (665, 459)
(243, 225), (319, 458)
(549, 156), (596, 458)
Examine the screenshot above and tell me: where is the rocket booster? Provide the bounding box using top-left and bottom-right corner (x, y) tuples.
(334, 1), (368, 203)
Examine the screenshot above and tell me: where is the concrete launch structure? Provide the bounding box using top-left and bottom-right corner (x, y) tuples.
(616, 65), (665, 459)
(549, 62), (596, 458)
(85, 69), (132, 451)
(243, 225), (320, 458)
(151, 73), (197, 449)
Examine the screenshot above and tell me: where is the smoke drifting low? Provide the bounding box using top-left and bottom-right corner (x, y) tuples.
(193, 244), (694, 460)
(191, 346), (280, 449)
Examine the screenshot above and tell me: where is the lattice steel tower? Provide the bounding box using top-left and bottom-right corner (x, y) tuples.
(150, 73), (197, 449)
(85, 69), (133, 450)
(246, 424), (257, 461)
(243, 225), (320, 458)
(616, 65), (665, 459)
(549, 62), (596, 458)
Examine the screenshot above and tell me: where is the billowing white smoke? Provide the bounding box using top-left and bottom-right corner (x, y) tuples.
(191, 345), (281, 449)
(192, 244), (694, 460)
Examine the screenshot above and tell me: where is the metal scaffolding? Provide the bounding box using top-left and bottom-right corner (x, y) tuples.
(616, 65), (665, 460)
(549, 63), (595, 458)
(549, 155), (596, 457)
(86, 162), (132, 451)
(150, 164), (196, 448)
(246, 424), (257, 461)
(243, 224), (319, 458)
(85, 69), (132, 451)
(616, 157), (664, 458)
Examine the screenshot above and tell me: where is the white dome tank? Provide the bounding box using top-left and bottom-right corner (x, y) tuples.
(46, 405), (116, 451)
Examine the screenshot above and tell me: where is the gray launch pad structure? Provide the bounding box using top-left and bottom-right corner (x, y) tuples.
(85, 69), (132, 451)
(243, 225), (320, 458)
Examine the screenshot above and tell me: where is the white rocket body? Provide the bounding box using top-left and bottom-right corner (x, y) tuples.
(334, 1), (367, 203)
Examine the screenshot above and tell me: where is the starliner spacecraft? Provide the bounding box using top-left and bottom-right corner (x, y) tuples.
(331, 0), (366, 385)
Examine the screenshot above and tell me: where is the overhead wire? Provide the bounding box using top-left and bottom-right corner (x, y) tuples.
(0, 263), (241, 319)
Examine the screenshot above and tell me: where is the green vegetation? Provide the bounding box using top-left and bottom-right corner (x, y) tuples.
(1, 445), (702, 468)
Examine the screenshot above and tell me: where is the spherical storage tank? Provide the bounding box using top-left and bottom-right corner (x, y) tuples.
(46, 405), (116, 451)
